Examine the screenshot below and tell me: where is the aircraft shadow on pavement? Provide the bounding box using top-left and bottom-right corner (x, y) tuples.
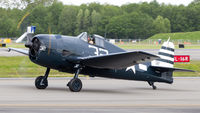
(133, 87), (194, 92)
(19, 85), (144, 94)
(45, 87), (138, 94)
(81, 89), (139, 94)
(19, 85), (195, 94)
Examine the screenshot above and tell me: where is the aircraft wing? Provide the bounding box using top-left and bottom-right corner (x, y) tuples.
(8, 47), (29, 55)
(151, 66), (195, 72)
(76, 51), (159, 69)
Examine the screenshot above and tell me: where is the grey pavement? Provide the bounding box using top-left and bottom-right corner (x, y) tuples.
(0, 48), (26, 56)
(0, 77), (200, 113)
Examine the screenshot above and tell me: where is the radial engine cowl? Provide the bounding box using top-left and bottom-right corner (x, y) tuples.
(30, 38), (41, 58)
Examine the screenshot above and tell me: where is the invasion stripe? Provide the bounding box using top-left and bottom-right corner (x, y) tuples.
(157, 59), (174, 64)
(158, 52), (174, 58)
(159, 49), (174, 55)
(161, 46), (174, 52)
(158, 55), (174, 62)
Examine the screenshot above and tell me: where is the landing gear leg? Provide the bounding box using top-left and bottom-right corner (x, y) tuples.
(35, 68), (50, 89)
(67, 65), (82, 92)
(148, 81), (157, 90)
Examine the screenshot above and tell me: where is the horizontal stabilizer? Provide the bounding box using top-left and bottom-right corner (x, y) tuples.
(8, 48), (29, 55)
(151, 66), (195, 72)
(76, 51), (159, 69)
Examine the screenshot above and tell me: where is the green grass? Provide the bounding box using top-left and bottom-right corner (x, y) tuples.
(0, 56), (74, 77)
(149, 31), (200, 42)
(115, 31), (200, 49)
(116, 43), (200, 49)
(174, 61), (200, 77)
(0, 56), (199, 77)
(116, 44), (162, 49)
(6, 43), (25, 48)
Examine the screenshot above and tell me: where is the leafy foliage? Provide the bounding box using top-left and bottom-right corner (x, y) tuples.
(0, 0), (200, 39)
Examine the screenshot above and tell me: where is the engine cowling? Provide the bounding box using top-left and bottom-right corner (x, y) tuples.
(29, 37), (41, 59)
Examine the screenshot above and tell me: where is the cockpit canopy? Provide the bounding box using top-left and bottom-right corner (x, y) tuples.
(78, 32), (105, 48)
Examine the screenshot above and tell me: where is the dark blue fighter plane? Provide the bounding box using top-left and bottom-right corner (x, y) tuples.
(9, 26), (194, 92)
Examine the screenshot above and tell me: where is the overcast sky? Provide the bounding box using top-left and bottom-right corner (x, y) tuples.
(59, 0), (194, 6)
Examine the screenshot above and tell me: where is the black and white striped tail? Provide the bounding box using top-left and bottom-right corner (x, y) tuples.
(151, 41), (174, 68)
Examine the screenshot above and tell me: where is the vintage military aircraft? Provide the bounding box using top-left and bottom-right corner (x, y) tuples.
(9, 26), (194, 92)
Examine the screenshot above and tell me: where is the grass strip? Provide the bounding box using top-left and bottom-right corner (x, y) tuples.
(0, 56), (199, 77)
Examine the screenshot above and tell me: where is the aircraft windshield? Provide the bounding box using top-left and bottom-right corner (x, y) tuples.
(78, 32), (88, 42)
(78, 32), (105, 48)
(93, 34), (105, 47)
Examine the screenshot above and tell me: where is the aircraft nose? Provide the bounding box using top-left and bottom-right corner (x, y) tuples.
(29, 37), (41, 59)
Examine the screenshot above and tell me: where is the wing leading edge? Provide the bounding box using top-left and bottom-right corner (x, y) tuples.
(75, 51), (159, 69)
(8, 48), (29, 55)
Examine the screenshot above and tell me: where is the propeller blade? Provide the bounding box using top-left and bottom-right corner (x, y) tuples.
(16, 32), (28, 43)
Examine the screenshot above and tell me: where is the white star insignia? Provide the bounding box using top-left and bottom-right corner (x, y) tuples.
(126, 65), (136, 74)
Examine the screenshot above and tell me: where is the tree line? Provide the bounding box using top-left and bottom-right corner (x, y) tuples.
(0, 0), (200, 39)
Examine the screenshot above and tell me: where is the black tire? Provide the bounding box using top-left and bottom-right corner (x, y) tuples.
(68, 78), (82, 92)
(35, 76), (48, 89)
(153, 85), (157, 90)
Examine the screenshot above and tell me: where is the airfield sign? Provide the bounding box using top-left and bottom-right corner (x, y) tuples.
(174, 55), (190, 62)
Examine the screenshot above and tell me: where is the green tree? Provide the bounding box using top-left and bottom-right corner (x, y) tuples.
(1, 1), (200, 39)
(187, 2), (200, 31)
(83, 9), (90, 32)
(89, 10), (101, 33)
(106, 12), (154, 39)
(153, 15), (171, 34)
(0, 16), (18, 37)
(58, 6), (78, 35)
(28, 5), (49, 34)
(75, 9), (84, 34)
(48, 1), (63, 33)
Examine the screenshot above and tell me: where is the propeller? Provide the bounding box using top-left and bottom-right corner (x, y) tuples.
(30, 38), (41, 57)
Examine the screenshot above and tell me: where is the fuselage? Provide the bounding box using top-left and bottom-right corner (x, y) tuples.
(28, 33), (173, 84)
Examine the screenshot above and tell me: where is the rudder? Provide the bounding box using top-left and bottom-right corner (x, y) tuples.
(151, 39), (174, 68)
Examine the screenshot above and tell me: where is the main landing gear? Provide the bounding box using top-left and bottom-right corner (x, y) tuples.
(148, 81), (157, 90)
(35, 68), (50, 89)
(34, 65), (83, 92)
(67, 65), (83, 92)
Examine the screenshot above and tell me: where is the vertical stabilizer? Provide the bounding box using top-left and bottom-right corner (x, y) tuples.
(151, 39), (174, 68)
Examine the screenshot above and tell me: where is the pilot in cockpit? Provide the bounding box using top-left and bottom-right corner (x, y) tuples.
(88, 35), (95, 45)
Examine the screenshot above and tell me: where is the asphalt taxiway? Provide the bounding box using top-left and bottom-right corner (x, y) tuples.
(0, 48), (25, 56)
(0, 77), (200, 113)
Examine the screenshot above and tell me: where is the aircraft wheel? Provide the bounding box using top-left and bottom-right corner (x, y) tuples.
(35, 76), (48, 89)
(153, 85), (157, 90)
(67, 78), (82, 92)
